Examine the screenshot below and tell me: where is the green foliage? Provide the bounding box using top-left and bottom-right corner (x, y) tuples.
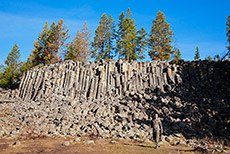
(136, 27), (148, 60)
(174, 48), (182, 60)
(65, 43), (75, 61)
(194, 46), (200, 60)
(91, 13), (115, 61)
(0, 65), (5, 86)
(115, 11), (125, 59)
(214, 54), (221, 61)
(227, 15), (230, 51)
(149, 11), (174, 61)
(30, 19), (70, 66)
(171, 48), (182, 64)
(19, 60), (32, 75)
(0, 65), (4, 78)
(65, 22), (91, 62)
(223, 15), (230, 59)
(0, 44), (22, 88)
(205, 56), (213, 61)
(115, 8), (139, 61)
(1, 9), (185, 74)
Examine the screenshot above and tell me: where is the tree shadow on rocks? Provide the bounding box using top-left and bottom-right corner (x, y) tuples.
(145, 60), (230, 145)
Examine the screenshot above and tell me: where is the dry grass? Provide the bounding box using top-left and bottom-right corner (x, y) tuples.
(0, 137), (197, 154)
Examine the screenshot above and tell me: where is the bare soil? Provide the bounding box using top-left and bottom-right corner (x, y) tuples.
(0, 137), (198, 154)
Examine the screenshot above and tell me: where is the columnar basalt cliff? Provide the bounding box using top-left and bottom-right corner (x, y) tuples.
(0, 60), (230, 145)
(17, 60), (181, 101)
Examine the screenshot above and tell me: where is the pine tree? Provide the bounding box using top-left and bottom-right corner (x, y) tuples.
(91, 13), (115, 61)
(205, 56), (213, 61)
(106, 15), (115, 60)
(0, 65), (4, 81)
(116, 8), (138, 61)
(149, 11), (174, 61)
(19, 59), (32, 76)
(65, 22), (91, 61)
(223, 15), (230, 59)
(194, 46), (200, 60)
(174, 49), (182, 60)
(115, 11), (125, 59)
(136, 27), (148, 61)
(171, 48), (182, 64)
(214, 54), (221, 61)
(51, 19), (70, 62)
(0, 44), (22, 88)
(30, 21), (50, 66)
(65, 43), (75, 61)
(30, 20), (70, 66)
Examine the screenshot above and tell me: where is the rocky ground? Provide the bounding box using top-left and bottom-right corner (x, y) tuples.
(0, 60), (230, 153)
(0, 88), (229, 145)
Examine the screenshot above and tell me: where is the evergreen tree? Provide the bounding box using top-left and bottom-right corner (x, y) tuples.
(106, 15), (115, 60)
(91, 13), (115, 61)
(223, 15), (230, 59)
(30, 19), (70, 66)
(0, 65), (4, 81)
(65, 22), (91, 61)
(149, 11), (174, 61)
(214, 54), (221, 61)
(205, 56), (213, 61)
(116, 8), (138, 61)
(136, 27), (148, 61)
(30, 21), (50, 66)
(115, 11), (125, 59)
(19, 59), (32, 76)
(194, 46), (200, 60)
(0, 44), (22, 88)
(172, 48), (182, 63)
(65, 43), (75, 61)
(50, 19), (70, 63)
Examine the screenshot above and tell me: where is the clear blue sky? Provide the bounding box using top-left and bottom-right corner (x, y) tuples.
(0, 0), (229, 65)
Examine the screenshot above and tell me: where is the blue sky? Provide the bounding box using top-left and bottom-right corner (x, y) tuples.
(0, 0), (229, 65)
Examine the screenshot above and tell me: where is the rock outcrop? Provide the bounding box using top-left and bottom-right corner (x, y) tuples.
(16, 60), (180, 101)
(0, 60), (229, 145)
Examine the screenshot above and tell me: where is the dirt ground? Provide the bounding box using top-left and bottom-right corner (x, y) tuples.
(0, 136), (199, 154)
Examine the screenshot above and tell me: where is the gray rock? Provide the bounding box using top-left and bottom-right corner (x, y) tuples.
(73, 137), (81, 142)
(165, 136), (173, 143)
(62, 141), (70, 146)
(110, 140), (119, 144)
(85, 140), (94, 145)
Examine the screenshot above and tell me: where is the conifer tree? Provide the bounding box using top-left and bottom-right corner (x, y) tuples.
(214, 54), (221, 61)
(30, 19), (70, 66)
(205, 56), (213, 61)
(115, 11), (125, 59)
(0, 65), (4, 81)
(19, 59), (33, 76)
(65, 22), (91, 61)
(194, 46), (200, 60)
(136, 27), (148, 61)
(171, 48), (182, 64)
(149, 11), (174, 61)
(174, 48), (182, 60)
(106, 15), (115, 60)
(116, 8), (138, 61)
(91, 13), (115, 61)
(0, 44), (22, 88)
(223, 15), (230, 59)
(30, 21), (50, 66)
(50, 19), (70, 63)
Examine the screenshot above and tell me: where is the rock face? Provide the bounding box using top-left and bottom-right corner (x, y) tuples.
(0, 60), (230, 144)
(16, 60), (181, 101)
